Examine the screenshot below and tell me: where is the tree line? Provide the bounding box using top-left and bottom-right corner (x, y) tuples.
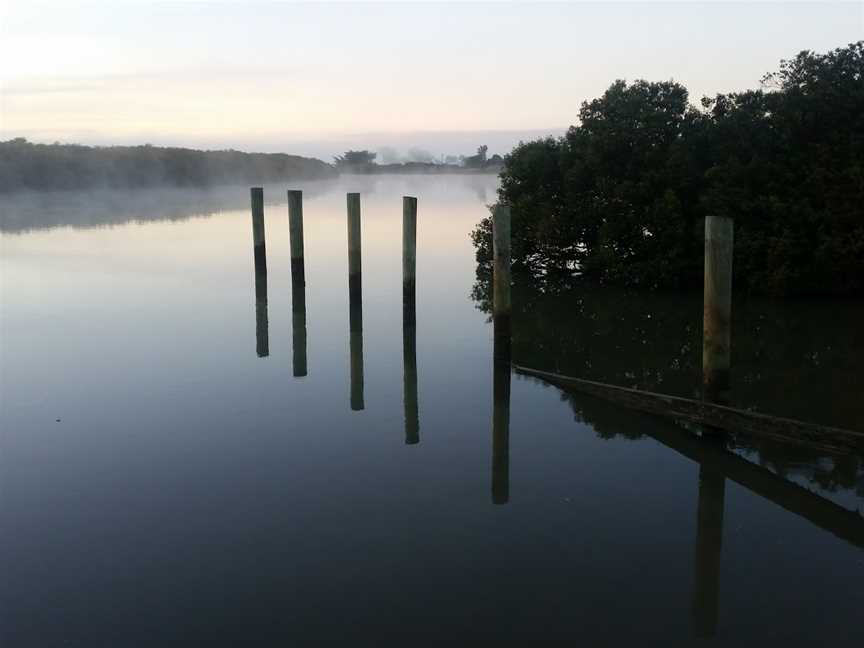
(0, 139), (336, 193)
(333, 146), (503, 172)
(472, 42), (864, 296)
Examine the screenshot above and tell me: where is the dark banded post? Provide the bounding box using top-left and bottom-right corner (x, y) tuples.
(402, 196), (417, 318)
(703, 215), (733, 404)
(250, 187), (268, 358)
(288, 189), (305, 285)
(347, 193), (364, 410)
(493, 205), (512, 322)
(288, 190), (307, 376)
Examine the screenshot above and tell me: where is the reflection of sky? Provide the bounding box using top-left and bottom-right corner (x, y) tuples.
(2, 1), (860, 156)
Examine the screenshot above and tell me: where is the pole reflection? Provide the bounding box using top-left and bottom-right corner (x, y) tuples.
(291, 264), (307, 377)
(492, 313), (511, 504)
(403, 290), (419, 444)
(254, 249), (269, 358)
(691, 461), (726, 638)
(349, 277), (364, 411)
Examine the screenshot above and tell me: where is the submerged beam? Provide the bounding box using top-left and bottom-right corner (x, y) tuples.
(513, 365), (864, 455)
(516, 365), (864, 549)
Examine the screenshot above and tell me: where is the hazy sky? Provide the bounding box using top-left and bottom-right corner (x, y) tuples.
(1, 1), (861, 159)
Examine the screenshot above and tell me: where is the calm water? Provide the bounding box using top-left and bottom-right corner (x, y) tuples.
(1, 175), (862, 646)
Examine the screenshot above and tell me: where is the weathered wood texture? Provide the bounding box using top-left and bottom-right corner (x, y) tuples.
(347, 192), (362, 278)
(250, 187), (266, 249)
(703, 215), (733, 397)
(493, 205), (511, 319)
(288, 189), (305, 270)
(403, 196), (417, 293)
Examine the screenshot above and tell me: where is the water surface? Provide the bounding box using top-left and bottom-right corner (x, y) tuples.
(1, 175), (862, 646)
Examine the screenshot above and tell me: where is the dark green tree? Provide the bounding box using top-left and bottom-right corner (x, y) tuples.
(473, 42), (864, 296)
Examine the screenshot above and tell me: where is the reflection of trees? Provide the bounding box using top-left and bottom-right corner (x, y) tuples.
(475, 272), (864, 496)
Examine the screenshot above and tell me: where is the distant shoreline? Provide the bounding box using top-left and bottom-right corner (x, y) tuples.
(0, 138), (502, 193)
(0, 138), (337, 194)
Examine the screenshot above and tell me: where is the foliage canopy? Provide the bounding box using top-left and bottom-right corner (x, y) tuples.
(472, 42), (864, 296)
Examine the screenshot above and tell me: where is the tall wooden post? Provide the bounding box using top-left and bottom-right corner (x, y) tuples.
(493, 205), (512, 321)
(691, 463), (726, 637)
(703, 215), (733, 403)
(250, 187), (266, 265)
(403, 196), (417, 306)
(288, 190), (305, 284)
(347, 193), (364, 410)
(402, 196), (419, 442)
(250, 188), (268, 358)
(347, 193), (362, 293)
(288, 190), (307, 375)
(491, 204), (512, 504)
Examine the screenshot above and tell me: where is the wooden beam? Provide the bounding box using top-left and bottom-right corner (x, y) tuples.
(513, 365), (864, 454)
(515, 365), (864, 549)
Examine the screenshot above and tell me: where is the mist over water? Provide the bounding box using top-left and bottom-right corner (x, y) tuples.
(0, 173), (494, 234)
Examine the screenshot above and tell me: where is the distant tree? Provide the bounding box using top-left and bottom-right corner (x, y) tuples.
(334, 150), (377, 168)
(463, 145), (489, 169)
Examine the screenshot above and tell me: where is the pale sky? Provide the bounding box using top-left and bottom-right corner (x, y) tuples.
(1, 1), (861, 159)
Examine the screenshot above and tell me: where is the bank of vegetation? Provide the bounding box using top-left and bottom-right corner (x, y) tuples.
(0, 139), (336, 192)
(472, 42), (864, 296)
